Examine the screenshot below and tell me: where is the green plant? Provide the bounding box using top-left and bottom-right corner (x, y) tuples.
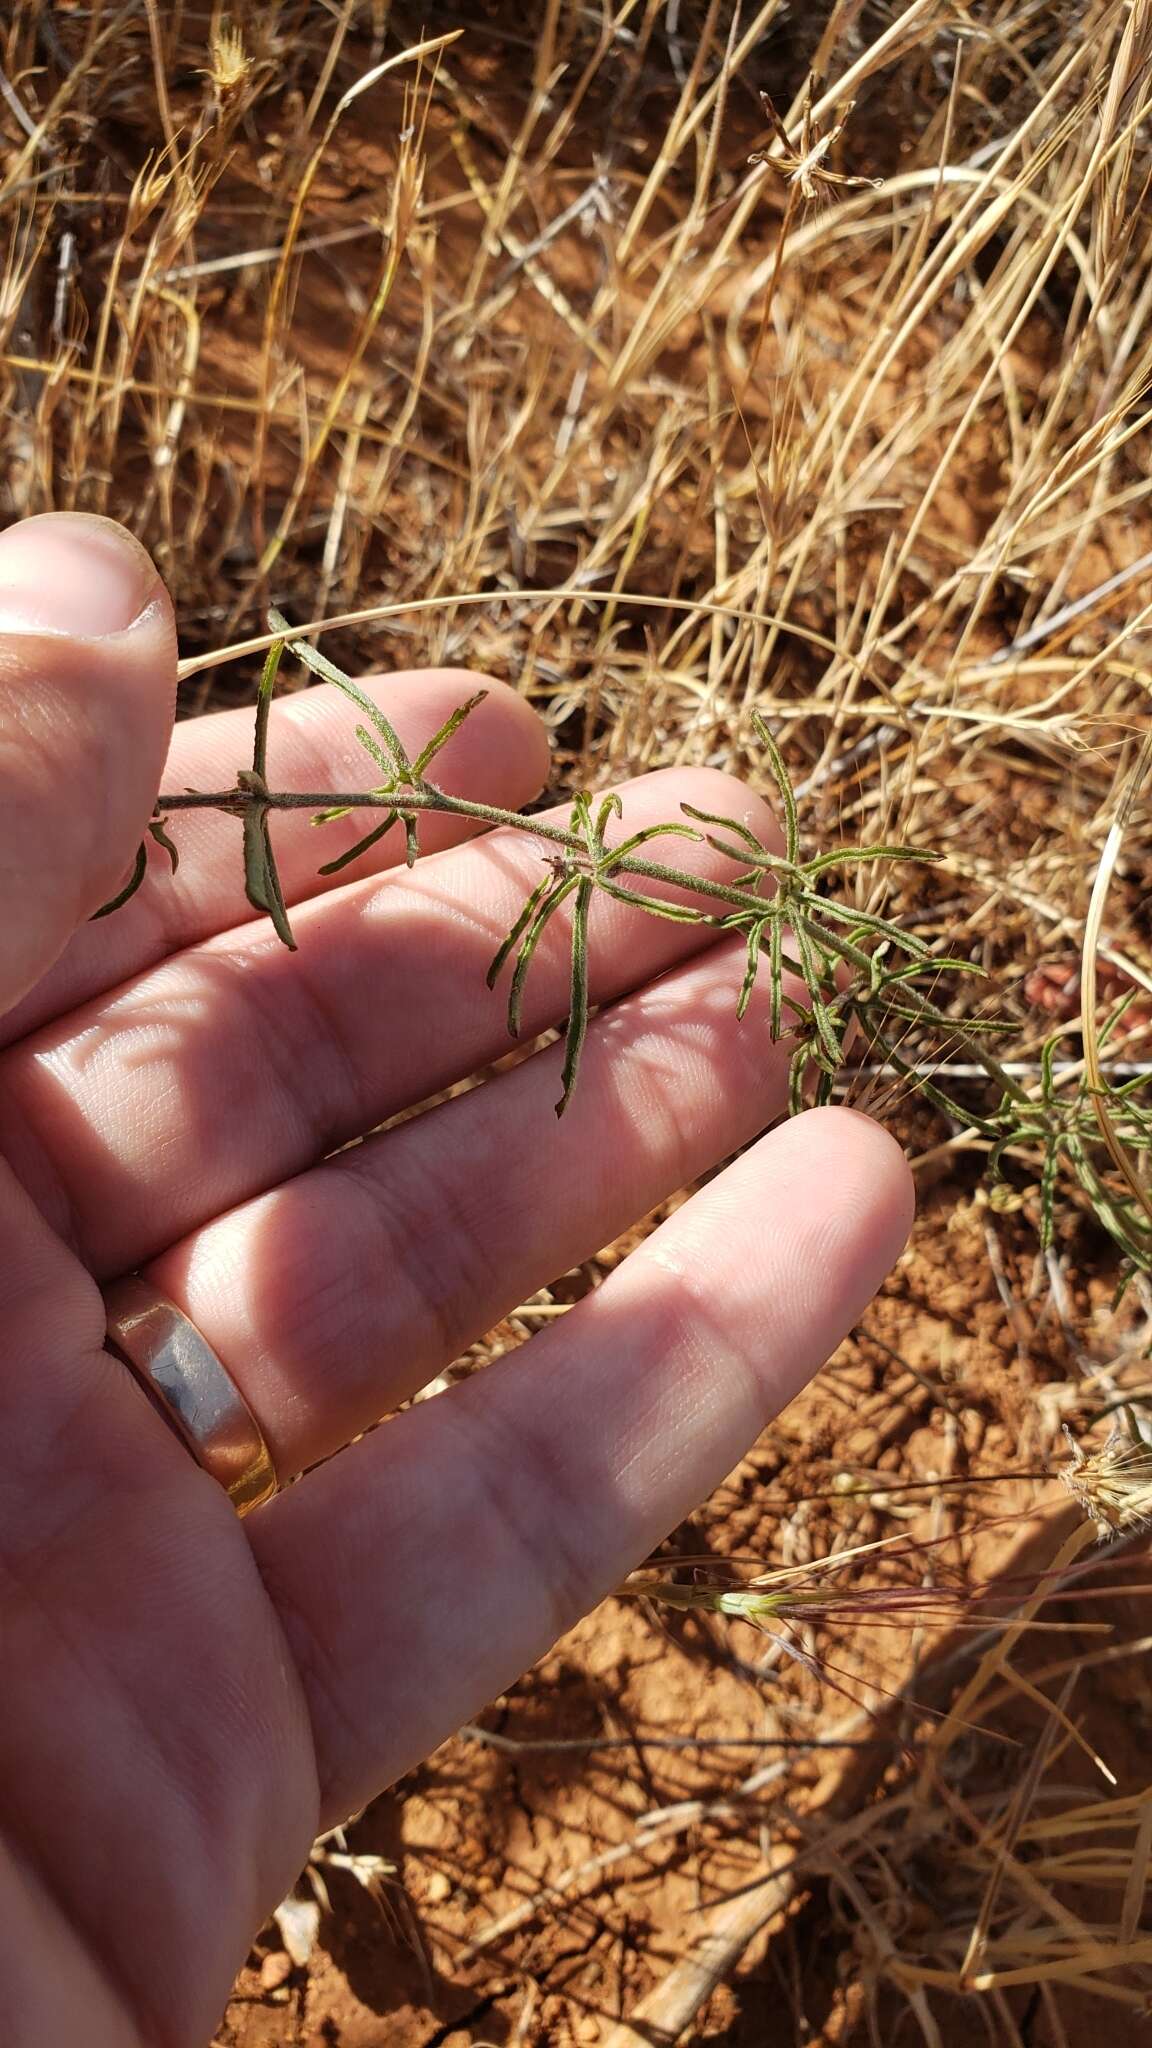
(94, 607), (1151, 1280)
(986, 1022), (1152, 1268)
(100, 611), (994, 1120)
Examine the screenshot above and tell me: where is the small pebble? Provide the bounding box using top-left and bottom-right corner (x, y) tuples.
(426, 1870), (452, 1903)
(260, 1951), (294, 1993)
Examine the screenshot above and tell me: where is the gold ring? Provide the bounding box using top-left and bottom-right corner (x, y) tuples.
(102, 1277), (277, 1516)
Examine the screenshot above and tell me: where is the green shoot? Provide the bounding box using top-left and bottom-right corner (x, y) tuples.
(99, 620), (1149, 1277)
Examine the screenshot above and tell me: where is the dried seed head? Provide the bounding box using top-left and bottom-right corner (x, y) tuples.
(208, 22), (250, 100)
(1061, 1422), (1152, 1538)
(623, 1576), (786, 1622)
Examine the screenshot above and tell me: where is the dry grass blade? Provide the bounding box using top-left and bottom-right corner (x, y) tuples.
(598, 1846), (801, 2048)
(1081, 724), (1152, 1242)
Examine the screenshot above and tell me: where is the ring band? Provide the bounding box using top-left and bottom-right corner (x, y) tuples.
(103, 1277), (277, 1515)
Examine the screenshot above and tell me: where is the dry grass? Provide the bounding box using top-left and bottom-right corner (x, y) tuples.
(4, 1), (1152, 2039)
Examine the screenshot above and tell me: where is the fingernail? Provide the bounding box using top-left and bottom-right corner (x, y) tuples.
(0, 513), (158, 638)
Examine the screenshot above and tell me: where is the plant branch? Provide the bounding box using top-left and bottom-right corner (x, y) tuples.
(92, 626), (1149, 1272)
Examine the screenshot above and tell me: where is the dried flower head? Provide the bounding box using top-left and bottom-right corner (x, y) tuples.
(749, 79), (883, 207)
(1061, 1419), (1152, 1538)
(207, 21), (250, 101)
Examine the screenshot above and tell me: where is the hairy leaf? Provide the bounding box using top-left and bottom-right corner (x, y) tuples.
(557, 878), (593, 1115)
(238, 768), (296, 950)
(269, 607), (411, 779)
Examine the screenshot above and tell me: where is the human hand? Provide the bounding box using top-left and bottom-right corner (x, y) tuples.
(0, 513), (912, 2046)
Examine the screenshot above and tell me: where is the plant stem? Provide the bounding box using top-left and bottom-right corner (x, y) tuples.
(155, 778), (1021, 1097)
(159, 782), (777, 913)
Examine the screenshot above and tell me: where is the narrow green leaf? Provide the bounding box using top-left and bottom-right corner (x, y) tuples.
(768, 913), (783, 1039)
(1097, 987), (1142, 1049)
(411, 691), (488, 777)
(91, 839), (148, 919)
(737, 919), (765, 1022)
(1113, 1264), (1138, 1310)
(92, 804), (183, 918)
(810, 1035), (845, 1079)
(779, 989), (811, 1030)
(678, 802), (767, 856)
(595, 879), (710, 923)
(751, 714), (799, 865)
(788, 1043), (809, 1116)
(811, 898), (934, 956)
(252, 634), (286, 782)
(987, 1133), (1015, 1181)
(612, 820), (703, 860)
(794, 920), (843, 1066)
(868, 1028), (997, 1133)
(147, 815), (180, 872)
(269, 607), (412, 779)
(873, 999), (1009, 1036)
(807, 922), (873, 976)
(318, 812), (400, 876)
(353, 725), (400, 781)
(509, 875), (578, 1036)
(707, 838), (791, 876)
(804, 843), (940, 876)
(1067, 1131), (1152, 1263)
(1039, 1136), (1061, 1250)
(593, 790), (624, 844)
(678, 802), (790, 876)
(488, 874), (554, 989)
(570, 792), (598, 866)
(238, 769), (296, 949)
(1112, 1070), (1152, 1103)
(557, 879), (593, 1116)
(870, 954), (986, 988)
(774, 943), (807, 984)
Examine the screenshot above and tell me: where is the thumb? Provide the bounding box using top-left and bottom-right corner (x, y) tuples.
(0, 513), (176, 1018)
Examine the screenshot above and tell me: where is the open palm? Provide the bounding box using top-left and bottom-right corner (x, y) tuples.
(0, 513), (912, 2046)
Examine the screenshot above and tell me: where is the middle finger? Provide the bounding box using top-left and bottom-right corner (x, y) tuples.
(0, 767), (779, 1273)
